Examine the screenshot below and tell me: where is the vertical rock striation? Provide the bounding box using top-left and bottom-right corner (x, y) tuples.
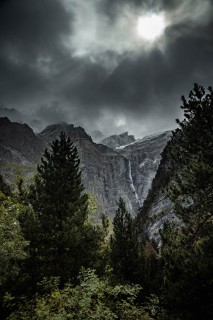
(116, 131), (172, 210)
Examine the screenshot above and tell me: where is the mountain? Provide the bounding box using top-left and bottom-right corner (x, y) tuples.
(39, 122), (92, 143)
(0, 117), (45, 164)
(116, 131), (172, 207)
(100, 132), (135, 149)
(38, 123), (135, 215)
(137, 140), (180, 243)
(0, 118), (171, 217)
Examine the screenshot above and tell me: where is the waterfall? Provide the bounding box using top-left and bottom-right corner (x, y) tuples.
(128, 159), (140, 206)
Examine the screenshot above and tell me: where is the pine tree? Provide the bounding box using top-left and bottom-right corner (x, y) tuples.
(110, 198), (143, 283)
(160, 84), (213, 319)
(168, 83), (213, 242)
(21, 132), (101, 284)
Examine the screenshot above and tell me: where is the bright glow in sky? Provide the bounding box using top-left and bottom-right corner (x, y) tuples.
(137, 13), (166, 41)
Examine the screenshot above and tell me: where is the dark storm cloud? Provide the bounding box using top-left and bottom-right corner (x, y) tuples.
(35, 101), (68, 122)
(61, 19), (213, 116)
(64, 0), (213, 118)
(0, 0), (71, 59)
(0, 0), (71, 106)
(100, 0), (213, 12)
(0, 0), (212, 137)
(0, 106), (24, 122)
(99, 0), (183, 19)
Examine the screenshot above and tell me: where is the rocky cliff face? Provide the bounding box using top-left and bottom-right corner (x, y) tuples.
(38, 123), (134, 216)
(0, 117), (45, 164)
(116, 132), (172, 211)
(0, 118), (171, 217)
(137, 139), (181, 243)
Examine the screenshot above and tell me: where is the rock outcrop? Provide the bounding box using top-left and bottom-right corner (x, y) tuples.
(39, 123), (92, 144)
(100, 132), (135, 149)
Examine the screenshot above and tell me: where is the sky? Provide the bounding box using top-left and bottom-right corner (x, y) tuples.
(0, 0), (212, 138)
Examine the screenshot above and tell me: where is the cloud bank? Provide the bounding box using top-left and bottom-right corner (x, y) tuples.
(0, 0), (212, 137)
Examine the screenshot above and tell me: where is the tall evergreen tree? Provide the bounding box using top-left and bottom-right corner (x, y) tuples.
(168, 83), (213, 234)
(110, 198), (143, 283)
(20, 132), (101, 285)
(160, 84), (213, 319)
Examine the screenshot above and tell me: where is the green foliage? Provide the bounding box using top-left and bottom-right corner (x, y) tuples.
(110, 198), (144, 284)
(0, 192), (28, 286)
(31, 131), (88, 223)
(159, 84), (213, 319)
(8, 269), (153, 320)
(160, 221), (213, 319)
(0, 189), (29, 319)
(19, 132), (104, 285)
(0, 174), (11, 196)
(168, 84), (213, 235)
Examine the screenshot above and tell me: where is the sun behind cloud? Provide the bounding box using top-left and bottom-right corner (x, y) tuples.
(136, 13), (166, 41)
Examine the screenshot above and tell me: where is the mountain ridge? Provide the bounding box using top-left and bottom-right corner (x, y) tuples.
(0, 117), (171, 216)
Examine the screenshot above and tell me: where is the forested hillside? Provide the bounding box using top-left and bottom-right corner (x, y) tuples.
(0, 84), (212, 319)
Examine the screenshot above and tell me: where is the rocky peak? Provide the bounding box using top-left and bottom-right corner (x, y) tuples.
(0, 117), (45, 164)
(101, 132), (136, 149)
(0, 117), (37, 141)
(39, 122), (92, 144)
